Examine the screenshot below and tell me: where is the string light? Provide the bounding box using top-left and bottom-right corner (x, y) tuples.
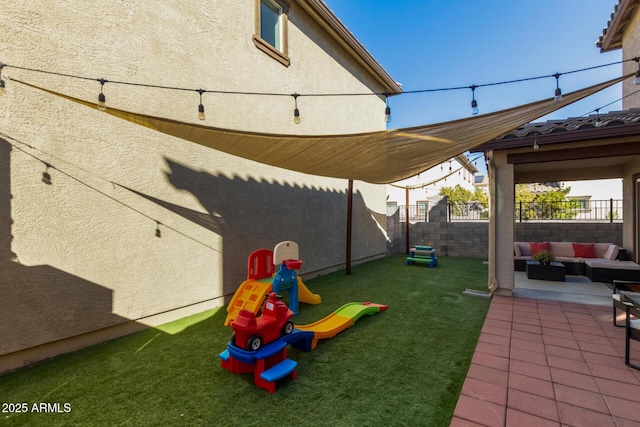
(197, 89), (206, 120)
(384, 94), (391, 123)
(42, 162), (52, 184)
(470, 85), (479, 115)
(0, 63), (6, 96)
(2, 57), (638, 122)
(580, 86), (640, 119)
(533, 135), (539, 151)
(553, 73), (563, 102)
(2, 130), (222, 251)
(594, 108), (602, 127)
(292, 93), (301, 124)
(389, 152), (486, 190)
(97, 78), (107, 111)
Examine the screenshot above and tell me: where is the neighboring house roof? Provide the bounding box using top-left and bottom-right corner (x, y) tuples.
(471, 108), (640, 152)
(300, 0), (402, 95)
(596, 0), (640, 52)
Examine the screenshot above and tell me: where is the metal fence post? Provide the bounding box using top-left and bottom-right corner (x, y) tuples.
(519, 200), (522, 223)
(610, 198), (613, 223)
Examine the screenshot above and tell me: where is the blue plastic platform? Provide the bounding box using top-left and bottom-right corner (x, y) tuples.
(260, 359), (297, 382)
(281, 328), (315, 352)
(226, 339), (287, 365)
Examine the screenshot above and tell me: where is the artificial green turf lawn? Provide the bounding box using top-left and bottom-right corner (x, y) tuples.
(1, 255), (490, 426)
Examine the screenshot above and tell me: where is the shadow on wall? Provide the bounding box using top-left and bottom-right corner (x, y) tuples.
(124, 157), (388, 294)
(0, 140), (386, 367)
(0, 139), (129, 359)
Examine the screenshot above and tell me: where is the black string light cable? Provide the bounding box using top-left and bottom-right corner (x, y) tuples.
(0, 131), (222, 252)
(389, 153), (486, 190)
(1, 57), (638, 120)
(389, 82), (640, 188)
(580, 86), (640, 119)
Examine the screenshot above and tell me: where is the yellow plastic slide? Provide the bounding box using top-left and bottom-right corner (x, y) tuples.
(297, 277), (322, 305)
(223, 279), (272, 326)
(224, 277), (321, 326)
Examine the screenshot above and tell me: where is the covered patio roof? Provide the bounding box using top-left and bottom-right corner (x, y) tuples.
(471, 108), (640, 182)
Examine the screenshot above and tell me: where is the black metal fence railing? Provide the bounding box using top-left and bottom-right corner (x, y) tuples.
(513, 199), (622, 222)
(392, 199), (624, 222)
(447, 202), (489, 221)
(389, 204), (428, 222)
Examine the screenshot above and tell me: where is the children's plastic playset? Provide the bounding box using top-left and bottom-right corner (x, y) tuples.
(219, 240), (387, 393)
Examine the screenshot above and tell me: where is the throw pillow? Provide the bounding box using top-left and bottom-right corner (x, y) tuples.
(529, 242), (550, 256)
(572, 243), (596, 258)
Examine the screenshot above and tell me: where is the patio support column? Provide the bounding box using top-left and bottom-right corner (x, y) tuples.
(488, 151), (515, 295)
(346, 179), (353, 275)
(405, 187), (410, 254)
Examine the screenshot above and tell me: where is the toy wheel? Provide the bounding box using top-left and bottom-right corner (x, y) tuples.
(230, 332), (237, 346)
(247, 335), (262, 351)
(282, 321), (294, 335)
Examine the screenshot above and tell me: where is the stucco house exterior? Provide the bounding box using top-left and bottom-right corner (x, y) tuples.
(473, 0), (640, 295)
(0, 0), (401, 371)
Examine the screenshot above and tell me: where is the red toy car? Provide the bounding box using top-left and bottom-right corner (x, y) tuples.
(231, 292), (294, 351)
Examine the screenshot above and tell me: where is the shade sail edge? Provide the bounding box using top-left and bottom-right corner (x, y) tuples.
(13, 74), (631, 183)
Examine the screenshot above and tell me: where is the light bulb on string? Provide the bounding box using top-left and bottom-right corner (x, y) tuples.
(0, 63), (6, 96)
(197, 89), (206, 120)
(533, 135), (539, 151)
(634, 58), (640, 85)
(292, 93), (301, 124)
(594, 108), (602, 127)
(384, 94), (391, 123)
(41, 162), (52, 185)
(470, 85), (479, 115)
(97, 78), (107, 111)
(553, 73), (563, 102)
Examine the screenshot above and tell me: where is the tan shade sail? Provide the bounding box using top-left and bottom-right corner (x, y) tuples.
(15, 75), (630, 184)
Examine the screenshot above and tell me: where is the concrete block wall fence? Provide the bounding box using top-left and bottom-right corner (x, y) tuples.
(386, 196), (624, 258)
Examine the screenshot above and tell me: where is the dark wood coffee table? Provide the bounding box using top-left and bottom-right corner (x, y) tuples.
(526, 261), (566, 281)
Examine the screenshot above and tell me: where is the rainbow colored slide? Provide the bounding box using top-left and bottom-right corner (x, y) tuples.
(284, 302), (388, 351)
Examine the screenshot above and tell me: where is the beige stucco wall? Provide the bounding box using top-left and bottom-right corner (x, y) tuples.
(621, 4), (640, 108)
(0, 1), (391, 370)
(487, 151), (515, 295)
(619, 5), (640, 260)
(623, 158), (640, 259)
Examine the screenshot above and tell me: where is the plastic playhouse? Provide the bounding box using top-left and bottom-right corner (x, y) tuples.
(219, 240), (388, 393)
(220, 294), (387, 393)
(224, 241), (321, 326)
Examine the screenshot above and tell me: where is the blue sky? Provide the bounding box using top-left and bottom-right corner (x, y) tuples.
(323, 0), (623, 130)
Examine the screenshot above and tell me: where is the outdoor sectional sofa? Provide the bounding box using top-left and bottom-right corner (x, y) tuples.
(514, 241), (640, 283)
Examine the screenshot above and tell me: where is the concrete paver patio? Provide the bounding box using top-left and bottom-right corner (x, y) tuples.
(451, 284), (640, 426)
